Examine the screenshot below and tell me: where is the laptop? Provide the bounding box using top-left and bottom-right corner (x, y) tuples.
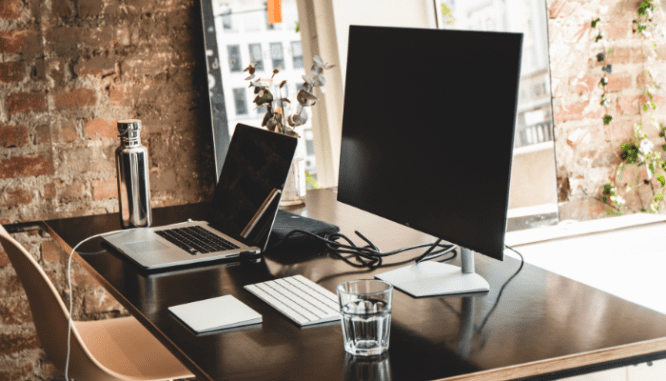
(103, 123), (298, 270)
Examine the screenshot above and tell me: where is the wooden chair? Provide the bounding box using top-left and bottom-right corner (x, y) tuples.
(0, 224), (194, 381)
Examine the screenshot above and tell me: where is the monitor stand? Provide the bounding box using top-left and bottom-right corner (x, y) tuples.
(375, 247), (489, 297)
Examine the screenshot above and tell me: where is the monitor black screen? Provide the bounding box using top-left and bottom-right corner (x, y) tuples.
(338, 26), (523, 260)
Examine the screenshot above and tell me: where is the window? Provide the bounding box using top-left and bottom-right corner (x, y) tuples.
(221, 9), (233, 31)
(270, 42), (285, 70)
(291, 41), (303, 69)
(249, 44), (264, 71)
(227, 45), (242, 72)
(233, 88), (248, 115)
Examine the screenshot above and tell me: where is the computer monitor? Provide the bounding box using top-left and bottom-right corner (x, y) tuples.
(338, 25), (523, 297)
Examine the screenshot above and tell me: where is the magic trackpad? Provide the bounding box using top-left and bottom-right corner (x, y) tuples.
(122, 240), (169, 253)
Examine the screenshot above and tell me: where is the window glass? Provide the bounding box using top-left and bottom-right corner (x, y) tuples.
(233, 88), (248, 115)
(290, 41), (303, 69)
(227, 45), (242, 72)
(212, 0), (318, 180)
(249, 43), (264, 71)
(270, 42), (285, 70)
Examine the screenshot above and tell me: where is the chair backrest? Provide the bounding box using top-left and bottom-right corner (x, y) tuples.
(0, 225), (117, 380)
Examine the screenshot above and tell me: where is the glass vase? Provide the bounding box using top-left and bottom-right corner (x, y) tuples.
(280, 158), (306, 206)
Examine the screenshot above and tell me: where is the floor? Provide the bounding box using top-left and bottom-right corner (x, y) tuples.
(506, 218), (666, 380)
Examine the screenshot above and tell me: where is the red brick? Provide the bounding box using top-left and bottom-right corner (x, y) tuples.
(75, 56), (116, 76)
(84, 119), (115, 139)
(41, 241), (62, 263)
(616, 96), (640, 116)
(7, 92), (47, 114)
(0, 187), (33, 207)
(0, 61), (25, 83)
(549, 0), (577, 19)
(569, 75), (598, 94)
(0, 297), (33, 324)
(0, 125), (29, 148)
(43, 182), (56, 199)
(73, 267), (99, 288)
(0, 155), (54, 179)
(59, 182), (86, 203)
(46, 26), (115, 57)
(54, 88), (97, 109)
(78, 0), (105, 18)
(0, 360), (33, 381)
(604, 21), (630, 40)
(603, 47), (632, 65)
(0, 0), (21, 19)
(33, 124), (51, 145)
(0, 272), (23, 297)
(554, 101), (604, 123)
(58, 123), (78, 143)
(605, 74), (632, 93)
(608, 120), (634, 143)
(108, 85), (133, 107)
(0, 30), (27, 54)
(92, 179), (118, 200)
(0, 330), (40, 355)
(0, 248), (9, 267)
(52, 0), (72, 18)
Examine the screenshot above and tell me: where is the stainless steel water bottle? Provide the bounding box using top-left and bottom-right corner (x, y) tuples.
(115, 119), (152, 228)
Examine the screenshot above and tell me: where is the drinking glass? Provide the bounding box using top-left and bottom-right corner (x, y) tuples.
(337, 279), (393, 356)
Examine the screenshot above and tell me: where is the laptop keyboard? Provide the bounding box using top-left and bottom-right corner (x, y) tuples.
(155, 226), (239, 255)
(245, 275), (341, 326)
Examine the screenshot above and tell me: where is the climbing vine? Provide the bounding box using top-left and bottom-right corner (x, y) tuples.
(601, 0), (666, 215)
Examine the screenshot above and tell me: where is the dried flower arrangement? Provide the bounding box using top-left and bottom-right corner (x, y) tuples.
(243, 55), (334, 138)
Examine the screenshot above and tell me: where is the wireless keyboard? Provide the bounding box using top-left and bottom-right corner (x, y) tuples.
(245, 275), (341, 326)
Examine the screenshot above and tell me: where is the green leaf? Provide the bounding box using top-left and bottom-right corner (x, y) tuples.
(305, 170), (321, 189)
(655, 193), (664, 202)
(603, 114), (614, 125)
(592, 18), (600, 28)
(658, 174), (666, 187)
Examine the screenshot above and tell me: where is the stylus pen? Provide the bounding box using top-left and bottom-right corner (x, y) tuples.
(241, 189), (281, 238)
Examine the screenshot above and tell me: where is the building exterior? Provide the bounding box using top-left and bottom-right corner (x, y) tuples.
(212, 0), (317, 175)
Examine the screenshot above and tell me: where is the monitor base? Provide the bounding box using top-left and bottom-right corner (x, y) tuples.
(375, 261), (490, 298)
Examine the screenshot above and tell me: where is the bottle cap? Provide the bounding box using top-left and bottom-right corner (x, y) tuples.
(117, 119), (142, 133)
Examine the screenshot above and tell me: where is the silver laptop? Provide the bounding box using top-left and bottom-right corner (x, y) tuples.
(103, 124), (298, 270)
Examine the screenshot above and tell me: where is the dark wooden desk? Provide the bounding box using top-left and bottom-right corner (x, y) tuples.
(35, 189), (666, 381)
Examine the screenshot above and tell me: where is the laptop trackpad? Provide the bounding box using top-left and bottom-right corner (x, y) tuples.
(122, 240), (169, 253)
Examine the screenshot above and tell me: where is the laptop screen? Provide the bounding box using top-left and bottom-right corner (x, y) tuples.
(207, 124), (297, 251)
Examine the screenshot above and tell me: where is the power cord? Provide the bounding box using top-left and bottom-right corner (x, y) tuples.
(477, 244), (524, 331)
(270, 229), (457, 268)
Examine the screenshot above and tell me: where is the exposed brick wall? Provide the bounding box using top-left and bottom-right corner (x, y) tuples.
(0, 0), (215, 378)
(0, 0), (216, 225)
(549, 0), (666, 220)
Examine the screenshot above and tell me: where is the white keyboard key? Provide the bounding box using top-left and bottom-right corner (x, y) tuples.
(245, 276), (341, 327)
(285, 276), (340, 310)
(245, 284), (309, 325)
(274, 279), (338, 316)
(258, 282), (321, 321)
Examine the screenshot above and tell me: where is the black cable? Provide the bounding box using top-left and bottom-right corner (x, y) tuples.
(476, 245), (524, 331)
(269, 229), (457, 269)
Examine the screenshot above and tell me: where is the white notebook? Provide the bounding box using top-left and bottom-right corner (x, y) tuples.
(168, 295), (262, 333)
